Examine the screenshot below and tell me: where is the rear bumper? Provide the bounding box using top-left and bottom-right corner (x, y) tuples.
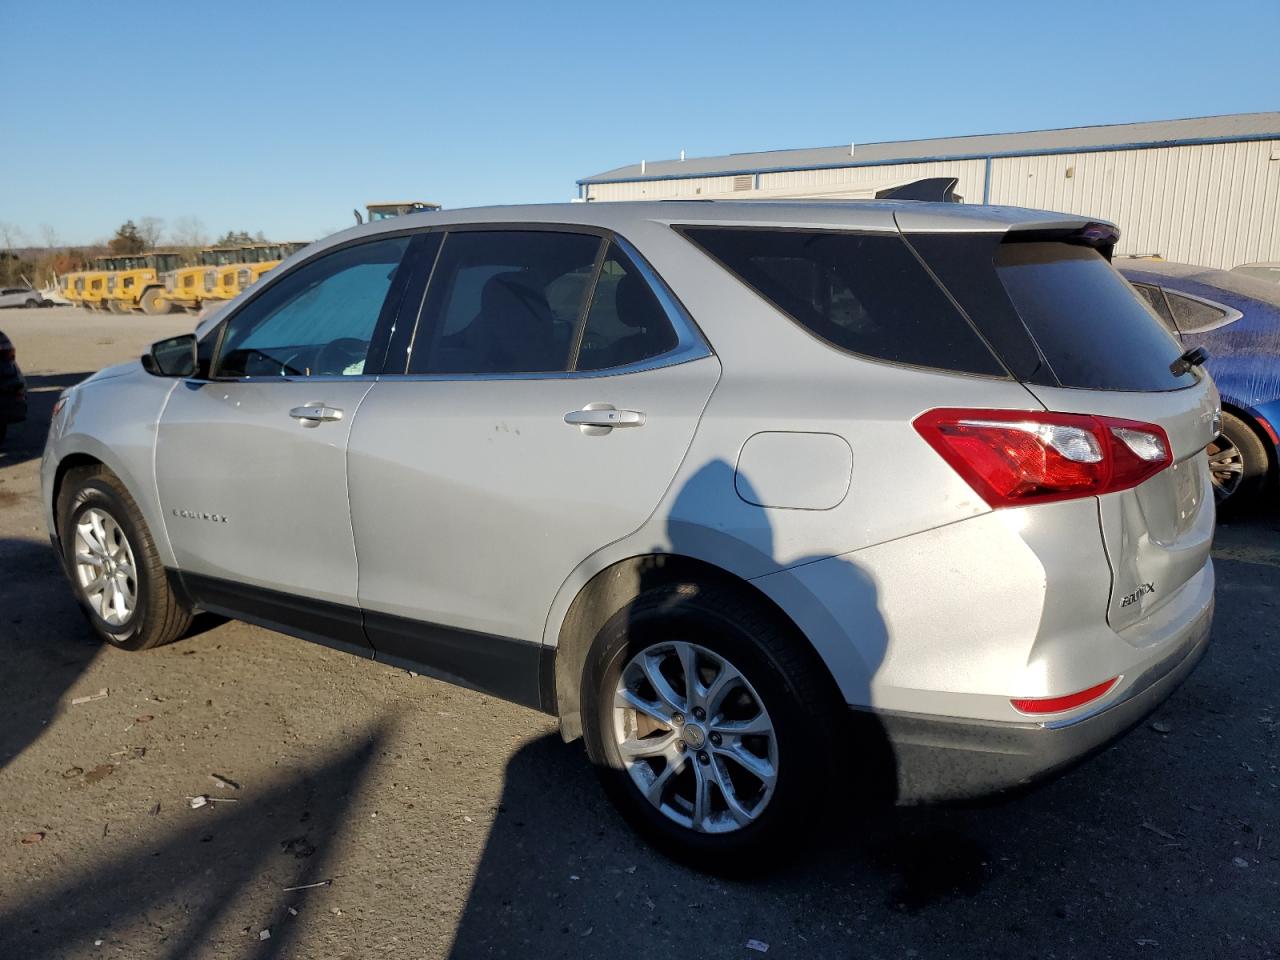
(871, 592), (1213, 803)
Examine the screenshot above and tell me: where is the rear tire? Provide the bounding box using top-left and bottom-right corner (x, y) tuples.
(107, 300), (127, 314)
(24, 298), (37, 308)
(58, 466), (192, 651)
(1209, 411), (1270, 515)
(140, 288), (173, 315)
(580, 582), (847, 873)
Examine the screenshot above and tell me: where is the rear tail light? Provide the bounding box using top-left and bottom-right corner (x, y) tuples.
(914, 408), (1171, 507)
(1012, 677), (1118, 715)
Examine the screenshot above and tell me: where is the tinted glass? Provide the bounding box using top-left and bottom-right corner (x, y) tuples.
(576, 243), (679, 371)
(681, 227), (1003, 375)
(217, 236), (408, 378)
(1166, 291), (1228, 334)
(1131, 282), (1177, 332)
(409, 231), (602, 375)
(995, 243), (1191, 391)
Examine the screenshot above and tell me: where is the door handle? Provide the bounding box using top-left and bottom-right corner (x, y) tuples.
(565, 404), (645, 435)
(289, 404), (344, 426)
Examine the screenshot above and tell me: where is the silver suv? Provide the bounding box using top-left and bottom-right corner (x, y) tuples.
(42, 200), (1217, 868)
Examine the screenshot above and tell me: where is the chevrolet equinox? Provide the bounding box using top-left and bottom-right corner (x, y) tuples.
(43, 200), (1217, 868)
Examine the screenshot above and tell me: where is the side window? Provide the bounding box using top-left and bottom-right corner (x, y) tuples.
(1165, 291), (1230, 334)
(681, 227), (1005, 376)
(575, 243), (679, 371)
(408, 230), (602, 375)
(216, 236), (409, 378)
(1131, 282), (1177, 333)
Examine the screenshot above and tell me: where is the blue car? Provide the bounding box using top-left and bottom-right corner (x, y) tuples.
(1118, 260), (1280, 511)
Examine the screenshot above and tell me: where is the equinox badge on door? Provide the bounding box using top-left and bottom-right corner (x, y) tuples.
(172, 508), (229, 524)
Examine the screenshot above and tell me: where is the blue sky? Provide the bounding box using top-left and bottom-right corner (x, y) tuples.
(1, 0), (1276, 246)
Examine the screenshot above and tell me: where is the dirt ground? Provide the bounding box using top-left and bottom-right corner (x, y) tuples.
(0, 306), (1276, 960)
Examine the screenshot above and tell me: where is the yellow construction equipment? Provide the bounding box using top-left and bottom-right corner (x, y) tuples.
(105, 252), (183, 314)
(228, 242), (309, 298)
(163, 247), (240, 313)
(362, 201), (440, 222)
(81, 256), (120, 311)
(61, 270), (87, 308)
(202, 247), (252, 302)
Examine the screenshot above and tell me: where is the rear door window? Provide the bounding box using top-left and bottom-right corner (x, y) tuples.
(408, 230), (601, 375)
(575, 243), (679, 371)
(994, 243), (1192, 391)
(679, 227), (1004, 376)
(407, 231), (686, 375)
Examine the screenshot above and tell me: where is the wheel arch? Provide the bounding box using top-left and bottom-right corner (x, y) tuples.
(49, 438), (176, 568)
(1220, 399), (1277, 480)
(550, 553), (840, 742)
(51, 452), (107, 540)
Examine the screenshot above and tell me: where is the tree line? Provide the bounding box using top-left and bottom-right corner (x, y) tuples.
(0, 218), (270, 288)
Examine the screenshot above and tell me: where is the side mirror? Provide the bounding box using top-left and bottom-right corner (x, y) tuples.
(142, 333), (197, 377)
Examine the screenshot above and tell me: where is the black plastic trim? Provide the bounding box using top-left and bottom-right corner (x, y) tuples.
(364, 610), (546, 711)
(868, 619), (1210, 803)
(175, 571), (550, 713)
(180, 571), (371, 656)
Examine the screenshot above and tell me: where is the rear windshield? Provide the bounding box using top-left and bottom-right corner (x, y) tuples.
(995, 243), (1192, 391)
(679, 227), (1005, 376)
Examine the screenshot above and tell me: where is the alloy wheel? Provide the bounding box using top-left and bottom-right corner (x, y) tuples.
(73, 507), (138, 626)
(612, 641), (778, 834)
(1206, 435), (1244, 502)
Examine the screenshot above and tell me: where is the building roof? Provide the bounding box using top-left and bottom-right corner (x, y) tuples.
(580, 112), (1280, 185)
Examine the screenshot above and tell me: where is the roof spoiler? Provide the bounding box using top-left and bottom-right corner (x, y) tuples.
(875, 177), (961, 203)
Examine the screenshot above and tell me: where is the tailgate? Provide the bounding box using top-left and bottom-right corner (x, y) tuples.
(902, 225), (1221, 634)
(1023, 379), (1219, 630)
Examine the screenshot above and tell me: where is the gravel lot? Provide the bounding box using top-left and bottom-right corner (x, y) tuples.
(0, 306), (1276, 960)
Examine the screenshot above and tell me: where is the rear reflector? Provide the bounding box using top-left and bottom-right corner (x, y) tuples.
(1011, 677), (1119, 715)
(914, 408), (1172, 507)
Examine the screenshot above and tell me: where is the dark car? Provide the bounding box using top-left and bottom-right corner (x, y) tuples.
(0, 329), (27, 446)
(1118, 259), (1280, 511)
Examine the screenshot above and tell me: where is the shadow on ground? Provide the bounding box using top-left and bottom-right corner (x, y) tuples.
(0, 534), (224, 774)
(0, 723), (393, 960)
(445, 507), (1279, 959)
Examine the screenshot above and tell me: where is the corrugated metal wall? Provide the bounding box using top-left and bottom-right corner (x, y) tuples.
(584, 161), (985, 203)
(987, 140), (1280, 269)
(583, 174), (743, 201)
(757, 159), (985, 202)
(585, 139), (1280, 270)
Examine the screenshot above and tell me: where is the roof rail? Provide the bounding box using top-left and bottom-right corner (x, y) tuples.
(875, 177), (961, 203)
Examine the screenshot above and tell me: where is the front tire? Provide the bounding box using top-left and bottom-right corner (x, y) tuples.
(1209, 411), (1271, 514)
(581, 583), (846, 872)
(58, 466), (192, 650)
(140, 288), (173, 315)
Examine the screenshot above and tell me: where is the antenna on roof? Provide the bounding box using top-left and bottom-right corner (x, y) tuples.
(641, 160), (646, 174)
(850, 142), (856, 157)
(680, 149), (685, 161)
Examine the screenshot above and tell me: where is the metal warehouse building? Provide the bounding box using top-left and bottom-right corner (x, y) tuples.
(578, 112), (1280, 271)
